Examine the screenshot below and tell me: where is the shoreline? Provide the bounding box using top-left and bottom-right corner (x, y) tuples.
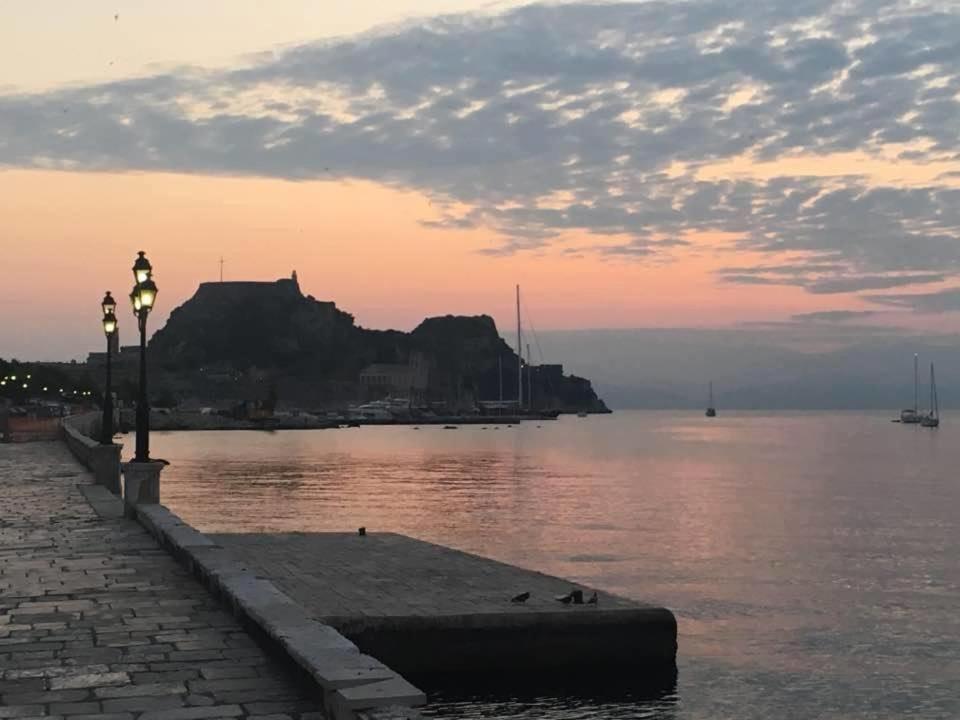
(120, 409), (612, 433)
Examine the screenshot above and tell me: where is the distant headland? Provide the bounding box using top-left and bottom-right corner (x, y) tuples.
(83, 272), (609, 419)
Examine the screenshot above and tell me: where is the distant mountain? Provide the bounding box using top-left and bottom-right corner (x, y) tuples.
(533, 327), (959, 410)
(147, 276), (607, 412)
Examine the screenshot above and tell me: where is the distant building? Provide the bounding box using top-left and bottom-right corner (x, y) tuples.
(359, 352), (429, 401)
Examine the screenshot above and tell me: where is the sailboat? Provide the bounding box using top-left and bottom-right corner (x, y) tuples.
(705, 382), (717, 417)
(899, 354), (922, 424)
(921, 363), (940, 428)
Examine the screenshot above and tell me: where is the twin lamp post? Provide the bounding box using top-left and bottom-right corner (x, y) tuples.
(100, 251), (158, 464)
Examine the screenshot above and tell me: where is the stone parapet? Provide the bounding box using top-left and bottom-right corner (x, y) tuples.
(61, 412), (122, 493)
(134, 504), (425, 720)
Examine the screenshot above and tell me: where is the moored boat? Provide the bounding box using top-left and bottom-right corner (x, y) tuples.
(705, 381), (717, 417)
(898, 354), (922, 424)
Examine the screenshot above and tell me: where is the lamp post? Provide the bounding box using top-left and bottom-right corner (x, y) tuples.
(129, 251), (158, 462)
(100, 292), (118, 444)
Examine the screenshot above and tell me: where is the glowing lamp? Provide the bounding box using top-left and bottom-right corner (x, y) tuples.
(132, 250), (152, 284)
(137, 279), (158, 310)
(102, 312), (118, 336)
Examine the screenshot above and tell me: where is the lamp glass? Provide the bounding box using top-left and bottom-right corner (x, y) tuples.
(102, 313), (117, 335)
(138, 279), (158, 309)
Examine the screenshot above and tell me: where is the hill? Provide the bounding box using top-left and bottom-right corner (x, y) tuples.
(147, 275), (607, 413)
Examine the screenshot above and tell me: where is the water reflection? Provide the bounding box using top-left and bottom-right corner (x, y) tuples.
(139, 412), (960, 719)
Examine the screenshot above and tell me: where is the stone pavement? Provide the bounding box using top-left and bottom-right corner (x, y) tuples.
(0, 441), (323, 720)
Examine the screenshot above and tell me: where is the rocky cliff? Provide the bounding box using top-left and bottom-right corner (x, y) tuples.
(148, 277), (608, 412)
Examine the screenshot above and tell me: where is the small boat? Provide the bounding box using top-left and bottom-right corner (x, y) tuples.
(899, 354), (922, 424)
(577, 411), (588, 418)
(705, 381), (717, 418)
(921, 363), (940, 428)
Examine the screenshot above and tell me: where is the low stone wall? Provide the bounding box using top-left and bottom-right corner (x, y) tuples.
(135, 504), (425, 720)
(61, 412), (122, 494)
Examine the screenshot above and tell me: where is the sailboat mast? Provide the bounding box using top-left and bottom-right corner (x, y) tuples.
(516, 284), (522, 410)
(526, 343), (532, 411)
(914, 353), (919, 413)
(931, 363), (938, 418)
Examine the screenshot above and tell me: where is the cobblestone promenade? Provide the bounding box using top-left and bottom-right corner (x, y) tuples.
(0, 441), (322, 720)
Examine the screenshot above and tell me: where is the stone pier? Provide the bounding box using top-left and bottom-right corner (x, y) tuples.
(210, 533), (678, 679)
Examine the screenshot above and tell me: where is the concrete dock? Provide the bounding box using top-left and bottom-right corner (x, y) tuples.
(210, 532), (678, 678)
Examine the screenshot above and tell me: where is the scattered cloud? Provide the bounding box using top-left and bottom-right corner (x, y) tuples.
(866, 287), (960, 313)
(2, 0), (960, 299)
(790, 310), (879, 322)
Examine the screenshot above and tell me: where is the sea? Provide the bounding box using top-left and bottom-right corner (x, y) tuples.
(134, 411), (960, 719)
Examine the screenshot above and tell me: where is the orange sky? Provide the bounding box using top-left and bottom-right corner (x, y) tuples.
(2, 168), (838, 359)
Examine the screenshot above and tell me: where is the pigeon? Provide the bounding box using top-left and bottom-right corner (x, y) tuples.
(510, 591), (530, 603)
(358, 526), (366, 537)
(587, 591), (598, 605)
(556, 589), (583, 605)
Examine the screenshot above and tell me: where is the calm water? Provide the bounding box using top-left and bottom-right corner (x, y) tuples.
(135, 412), (960, 719)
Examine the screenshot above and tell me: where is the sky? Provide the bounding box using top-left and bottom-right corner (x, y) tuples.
(3, 0), (960, 364)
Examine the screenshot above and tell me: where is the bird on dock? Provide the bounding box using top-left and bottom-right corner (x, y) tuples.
(555, 589), (583, 604)
(358, 527), (366, 536)
(587, 591), (598, 605)
(510, 591), (530, 603)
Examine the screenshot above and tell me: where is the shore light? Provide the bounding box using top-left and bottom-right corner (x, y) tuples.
(101, 291), (118, 444)
(130, 251), (158, 462)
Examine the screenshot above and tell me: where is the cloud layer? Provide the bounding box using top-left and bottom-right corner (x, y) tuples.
(3, 0), (960, 303)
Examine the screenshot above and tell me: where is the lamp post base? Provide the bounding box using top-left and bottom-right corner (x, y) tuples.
(121, 460), (166, 519)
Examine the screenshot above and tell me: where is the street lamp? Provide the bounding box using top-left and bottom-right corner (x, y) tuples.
(100, 291), (117, 444)
(130, 251), (158, 462)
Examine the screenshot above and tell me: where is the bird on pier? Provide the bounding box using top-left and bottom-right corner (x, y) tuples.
(358, 526), (366, 537)
(587, 591), (598, 605)
(555, 589), (583, 604)
(510, 591), (530, 603)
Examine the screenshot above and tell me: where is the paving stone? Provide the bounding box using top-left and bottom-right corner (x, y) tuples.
(137, 706), (244, 720)
(50, 671), (130, 689)
(93, 681), (187, 698)
(100, 696), (187, 713)
(0, 707), (45, 720)
(197, 666), (258, 681)
(2, 689), (92, 705)
(48, 701), (101, 714)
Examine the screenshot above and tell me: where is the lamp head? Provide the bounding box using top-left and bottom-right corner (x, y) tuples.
(132, 250), (152, 284)
(101, 291), (117, 316)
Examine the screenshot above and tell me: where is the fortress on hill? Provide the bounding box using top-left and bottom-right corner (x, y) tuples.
(89, 272), (608, 413)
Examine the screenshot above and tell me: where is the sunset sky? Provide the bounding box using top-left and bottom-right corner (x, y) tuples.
(3, 0), (960, 361)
